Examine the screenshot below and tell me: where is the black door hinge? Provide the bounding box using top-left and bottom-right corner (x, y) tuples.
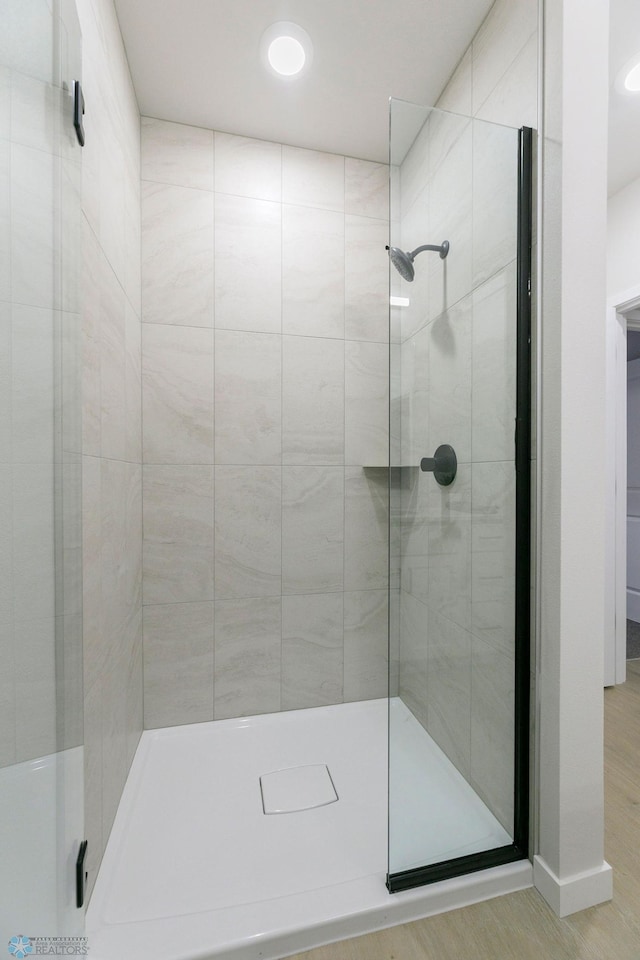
(73, 81), (85, 147)
(76, 840), (88, 908)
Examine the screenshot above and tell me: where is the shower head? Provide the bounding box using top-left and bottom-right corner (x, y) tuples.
(386, 241), (450, 282)
(387, 246), (415, 282)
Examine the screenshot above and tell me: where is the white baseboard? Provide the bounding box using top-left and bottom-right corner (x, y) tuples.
(533, 855), (612, 917)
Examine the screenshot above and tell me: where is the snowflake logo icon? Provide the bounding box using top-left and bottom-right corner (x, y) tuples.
(7, 937), (32, 959)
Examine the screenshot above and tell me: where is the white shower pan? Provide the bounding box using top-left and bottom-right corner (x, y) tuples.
(86, 699), (531, 960)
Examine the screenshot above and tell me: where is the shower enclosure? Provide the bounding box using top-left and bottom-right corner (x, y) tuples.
(387, 100), (532, 890)
(86, 100), (532, 959)
(0, 1), (533, 942)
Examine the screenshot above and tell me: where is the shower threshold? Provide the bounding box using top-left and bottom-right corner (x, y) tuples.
(86, 699), (531, 960)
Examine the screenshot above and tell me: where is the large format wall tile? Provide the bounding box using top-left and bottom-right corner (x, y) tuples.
(281, 593), (343, 709)
(214, 466), (281, 599)
(142, 181), (214, 327)
(345, 340), (389, 466)
(426, 462), (472, 632)
(474, 32), (538, 130)
(141, 117), (214, 191)
(0, 138), (9, 303)
(472, 119), (518, 288)
(125, 630), (143, 767)
(0, 460), (13, 757)
(345, 158), (389, 221)
(345, 215), (388, 342)
(398, 469), (430, 603)
(99, 460), (141, 662)
(282, 335), (344, 465)
(427, 609), (472, 778)
(398, 118), (429, 220)
(14, 617), (56, 761)
(471, 264), (517, 463)
(397, 186), (429, 342)
(471, 460), (516, 658)
(123, 173), (142, 318)
(82, 455), (103, 696)
(125, 302), (142, 463)
(82, 676), (102, 897)
(282, 466), (344, 595)
(12, 464), (55, 623)
(0, 620), (15, 767)
(398, 589), (428, 727)
(97, 123), (126, 297)
(143, 465), (214, 605)
(214, 597), (281, 719)
(470, 635), (515, 833)
(0, 67), (8, 138)
(399, 326), (429, 468)
(98, 456), (141, 849)
(282, 145), (344, 212)
(143, 601), (214, 728)
(99, 256), (127, 462)
(214, 193), (281, 334)
(344, 467), (388, 591)
(11, 304), (54, 464)
(142, 323), (214, 464)
(282, 205), (344, 338)
(344, 589), (388, 702)
(426, 294), (472, 466)
(11, 143), (56, 309)
(81, 220), (102, 458)
(427, 107), (471, 187)
(426, 124), (473, 324)
(0, 463), (11, 613)
(215, 330), (281, 464)
(471, 0), (537, 118)
(214, 131), (281, 202)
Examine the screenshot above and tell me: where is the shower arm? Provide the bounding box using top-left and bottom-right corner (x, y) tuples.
(409, 242), (449, 261)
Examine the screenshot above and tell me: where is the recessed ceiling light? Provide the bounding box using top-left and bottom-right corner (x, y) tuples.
(625, 59), (640, 92)
(268, 36), (305, 76)
(616, 53), (640, 94)
(260, 22), (313, 79)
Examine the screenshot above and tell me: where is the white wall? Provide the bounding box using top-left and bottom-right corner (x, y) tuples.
(608, 176), (640, 298)
(534, 0), (613, 918)
(627, 358), (640, 621)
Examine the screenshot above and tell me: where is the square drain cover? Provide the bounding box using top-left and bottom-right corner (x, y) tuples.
(260, 764), (338, 814)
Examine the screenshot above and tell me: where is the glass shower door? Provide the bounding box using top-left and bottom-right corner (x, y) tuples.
(0, 0), (84, 940)
(388, 100), (532, 888)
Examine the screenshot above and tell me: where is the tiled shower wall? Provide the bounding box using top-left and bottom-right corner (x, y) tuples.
(77, 0), (142, 898)
(140, 120), (390, 726)
(394, 0), (538, 832)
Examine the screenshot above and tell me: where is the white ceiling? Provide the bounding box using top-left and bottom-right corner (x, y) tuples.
(113, 0), (494, 164)
(114, 0), (640, 193)
(609, 0), (640, 196)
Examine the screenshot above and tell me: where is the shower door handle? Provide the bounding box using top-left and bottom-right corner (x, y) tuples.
(420, 444), (457, 486)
